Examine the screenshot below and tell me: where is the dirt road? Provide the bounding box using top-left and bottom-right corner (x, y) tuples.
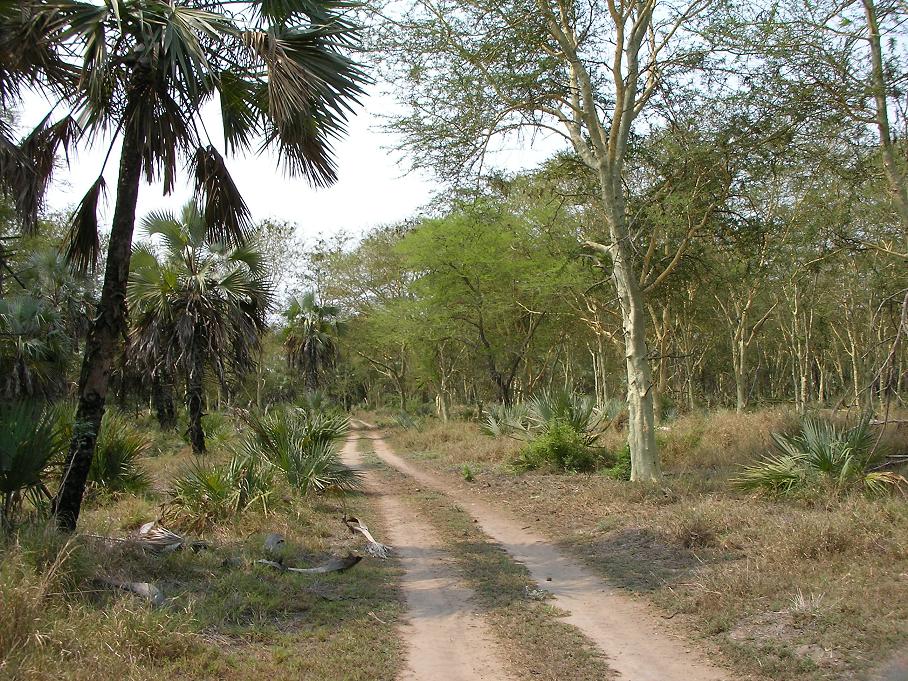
(341, 437), (516, 681)
(349, 424), (731, 681)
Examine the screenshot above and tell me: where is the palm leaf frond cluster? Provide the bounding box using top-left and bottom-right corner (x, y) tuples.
(2, 0), (368, 262)
(482, 389), (621, 446)
(239, 407), (360, 495)
(735, 417), (907, 496)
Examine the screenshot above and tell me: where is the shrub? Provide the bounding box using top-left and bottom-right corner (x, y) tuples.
(734, 416), (907, 496)
(89, 411), (152, 494)
(481, 403), (531, 438)
(169, 452), (274, 521)
(0, 402), (66, 528)
(482, 391), (623, 447)
(527, 390), (606, 446)
(240, 409), (361, 495)
(515, 422), (600, 472)
(602, 444), (632, 481)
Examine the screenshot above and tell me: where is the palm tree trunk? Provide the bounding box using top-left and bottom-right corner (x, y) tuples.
(187, 335), (206, 454)
(152, 369), (176, 431)
(54, 112), (143, 532)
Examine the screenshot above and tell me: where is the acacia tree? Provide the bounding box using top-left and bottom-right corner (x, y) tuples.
(4, 0), (366, 530)
(377, 0), (727, 480)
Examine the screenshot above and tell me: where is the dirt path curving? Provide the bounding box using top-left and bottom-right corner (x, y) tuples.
(359, 427), (730, 681)
(341, 436), (516, 681)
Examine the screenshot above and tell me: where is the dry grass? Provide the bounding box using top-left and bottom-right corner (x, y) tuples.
(0, 413), (403, 681)
(391, 419), (522, 469)
(382, 407), (908, 681)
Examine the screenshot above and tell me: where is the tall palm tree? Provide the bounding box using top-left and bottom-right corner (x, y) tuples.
(129, 202), (273, 453)
(282, 291), (340, 392)
(0, 0), (367, 529)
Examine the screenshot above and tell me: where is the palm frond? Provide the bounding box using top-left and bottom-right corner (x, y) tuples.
(190, 145), (250, 246)
(64, 175), (106, 273)
(6, 115), (79, 233)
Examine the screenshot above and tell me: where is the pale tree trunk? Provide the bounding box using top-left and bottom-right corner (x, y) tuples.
(589, 213), (660, 481)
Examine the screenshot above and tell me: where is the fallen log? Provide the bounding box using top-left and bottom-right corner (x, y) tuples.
(256, 554), (362, 574)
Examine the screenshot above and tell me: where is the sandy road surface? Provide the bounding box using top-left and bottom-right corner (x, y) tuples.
(358, 427), (730, 681)
(341, 436), (515, 681)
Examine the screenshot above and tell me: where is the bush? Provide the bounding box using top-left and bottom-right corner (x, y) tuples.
(89, 411), (152, 494)
(0, 402), (66, 528)
(734, 416), (907, 496)
(515, 422), (601, 472)
(527, 390), (607, 446)
(240, 408), (361, 495)
(169, 452), (274, 522)
(481, 390), (623, 447)
(602, 444), (631, 481)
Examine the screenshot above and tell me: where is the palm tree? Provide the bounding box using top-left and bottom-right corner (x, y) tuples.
(0, 293), (70, 399)
(282, 292), (341, 393)
(0, 0), (367, 530)
(129, 202), (273, 453)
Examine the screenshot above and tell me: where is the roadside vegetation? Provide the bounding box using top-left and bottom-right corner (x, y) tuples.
(386, 409), (908, 681)
(1, 410), (403, 681)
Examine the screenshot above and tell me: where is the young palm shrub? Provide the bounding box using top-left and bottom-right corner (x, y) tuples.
(735, 417), (907, 496)
(89, 411), (152, 494)
(527, 389), (605, 446)
(0, 402), (65, 528)
(481, 403), (531, 439)
(57, 407), (152, 495)
(169, 453), (274, 522)
(240, 409), (361, 496)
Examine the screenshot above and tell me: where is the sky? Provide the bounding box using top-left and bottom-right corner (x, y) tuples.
(20, 87), (567, 244)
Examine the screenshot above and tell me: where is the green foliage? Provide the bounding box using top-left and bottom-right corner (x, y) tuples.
(89, 411), (152, 494)
(481, 403), (531, 438)
(484, 391), (618, 475)
(0, 295), (70, 399)
(602, 445), (632, 481)
(527, 390), (604, 446)
(169, 453), (274, 522)
(461, 463), (475, 482)
(0, 402), (65, 527)
(282, 293), (341, 392)
(734, 417), (907, 496)
(515, 422), (601, 473)
(240, 408), (361, 496)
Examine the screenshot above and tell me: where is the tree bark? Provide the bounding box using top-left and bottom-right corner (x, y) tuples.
(590, 211), (661, 481)
(151, 369), (177, 431)
(54, 105), (143, 532)
(187, 334), (206, 453)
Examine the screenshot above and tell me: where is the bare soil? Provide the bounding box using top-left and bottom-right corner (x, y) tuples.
(356, 425), (732, 681)
(341, 435), (515, 681)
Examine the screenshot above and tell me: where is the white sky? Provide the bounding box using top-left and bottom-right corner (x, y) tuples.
(19, 87), (567, 244)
